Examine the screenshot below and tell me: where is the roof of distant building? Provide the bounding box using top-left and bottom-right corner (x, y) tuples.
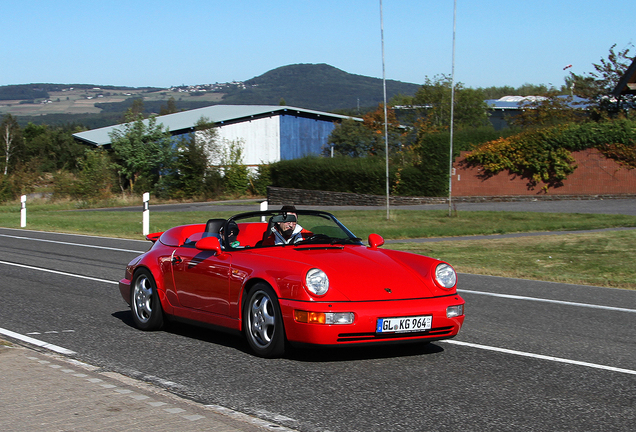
(486, 95), (588, 110)
(73, 105), (358, 147)
(613, 56), (636, 96)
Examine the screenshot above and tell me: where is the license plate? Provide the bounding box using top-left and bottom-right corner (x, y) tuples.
(377, 315), (432, 333)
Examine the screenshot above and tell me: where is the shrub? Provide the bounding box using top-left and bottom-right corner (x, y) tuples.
(414, 126), (518, 196)
(464, 119), (636, 190)
(250, 164), (271, 196)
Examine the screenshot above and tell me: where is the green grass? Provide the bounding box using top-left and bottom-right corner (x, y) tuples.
(333, 210), (636, 240)
(1, 201), (635, 289)
(0, 209), (237, 239)
(386, 230), (636, 290)
(2, 205), (635, 240)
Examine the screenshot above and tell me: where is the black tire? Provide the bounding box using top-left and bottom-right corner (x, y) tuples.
(243, 283), (286, 358)
(130, 269), (164, 331)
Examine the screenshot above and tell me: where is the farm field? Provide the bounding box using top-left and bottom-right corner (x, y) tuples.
(0, 86), (224, 116)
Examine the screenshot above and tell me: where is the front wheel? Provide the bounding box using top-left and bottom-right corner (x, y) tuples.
(243, 284), (286, 358)
(130, 269), (164, 331)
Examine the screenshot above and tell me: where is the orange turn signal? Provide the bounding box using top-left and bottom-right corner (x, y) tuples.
(294, 310), (326, 324)
(294, 310), (354, 325)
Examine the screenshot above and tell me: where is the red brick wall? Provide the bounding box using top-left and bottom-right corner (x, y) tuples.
(452, 148), (636, 196)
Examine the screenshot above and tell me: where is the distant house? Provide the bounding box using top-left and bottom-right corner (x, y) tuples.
(485, 95), (589, 130)
(612, 56), (636, 98)
(72, 105), (360, 166)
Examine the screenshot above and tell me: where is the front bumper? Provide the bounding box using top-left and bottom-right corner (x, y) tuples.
(279, 294), (465, 346)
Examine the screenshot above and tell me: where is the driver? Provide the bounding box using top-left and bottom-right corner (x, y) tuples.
(262, 205), (312, 245)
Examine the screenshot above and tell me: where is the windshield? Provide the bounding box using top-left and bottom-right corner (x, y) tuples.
(221, 210), (362, 249)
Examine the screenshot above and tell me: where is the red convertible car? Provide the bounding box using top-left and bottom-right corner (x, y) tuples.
(119, 209), (465, 357)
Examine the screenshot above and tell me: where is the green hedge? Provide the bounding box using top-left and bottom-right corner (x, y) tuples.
(269, 156), (441, 197)
(416, 126), (520, 156)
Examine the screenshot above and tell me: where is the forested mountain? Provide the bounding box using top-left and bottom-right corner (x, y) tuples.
(0, 64), (420, 127)
(222, 63), (420, 112)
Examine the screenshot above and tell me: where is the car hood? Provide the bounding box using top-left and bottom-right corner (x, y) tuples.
(254, 244), (449, 301)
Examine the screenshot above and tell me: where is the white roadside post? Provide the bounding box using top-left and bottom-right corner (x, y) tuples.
(260, 200), (268, 222)
(20, 195), (27, 227)
(142, 192), (150, 236)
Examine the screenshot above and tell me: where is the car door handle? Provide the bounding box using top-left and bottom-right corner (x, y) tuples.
(172, 255), (182, 264)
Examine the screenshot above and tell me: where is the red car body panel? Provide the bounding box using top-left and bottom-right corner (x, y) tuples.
(119, 216), (465, 348)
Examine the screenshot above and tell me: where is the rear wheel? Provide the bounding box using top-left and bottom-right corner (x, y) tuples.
(130, 269), (164, 331)
(243, 283), (286, 358)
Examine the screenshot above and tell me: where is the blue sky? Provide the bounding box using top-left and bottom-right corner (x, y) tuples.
(1, 0), (633, 90)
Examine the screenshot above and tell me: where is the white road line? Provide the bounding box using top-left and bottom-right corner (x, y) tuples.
(0, 260), (118, 285)
(0, 260), (113, 356)
(0, 233), (145, 253)
(0, 327), (76, 355)
(458, 289), (636, 313)
(0, 226), (148, 242)
(443, 340), (636, 376)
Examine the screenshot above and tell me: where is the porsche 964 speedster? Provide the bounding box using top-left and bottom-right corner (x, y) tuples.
(119, 209), (465, 357)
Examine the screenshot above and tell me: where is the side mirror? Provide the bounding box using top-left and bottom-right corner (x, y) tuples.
(195, 236), (224, 255)
(368, 233), (384, 249)
(145, 231), (163, 243)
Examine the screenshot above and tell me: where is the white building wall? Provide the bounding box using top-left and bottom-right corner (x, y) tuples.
(214, 116), (281, 166)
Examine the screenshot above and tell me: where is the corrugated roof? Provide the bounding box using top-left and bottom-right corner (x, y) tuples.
(486, 95), (588, 110)
(73, 105), (357, 146)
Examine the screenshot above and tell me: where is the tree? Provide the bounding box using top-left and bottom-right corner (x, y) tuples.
(109, 114), (172, 194)
(1, 114), (22, 176)
(569, 43), (635, 118)
(121, 98), (145, 122)
(510, 93), (584, 129)
(73, 149), (116, 200)
(412, 75), (489, 130)
(327, 105), (408, 158)
(326, 118), (379, 157)
(159, 97), (178, 115)
(168, 117), (220, 198)
(220, 139), (249, 195)
(22, 123), (85, 173)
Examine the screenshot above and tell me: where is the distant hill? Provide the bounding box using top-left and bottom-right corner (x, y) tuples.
(221, 63), (420, 112)
(0, 64), (421, 127)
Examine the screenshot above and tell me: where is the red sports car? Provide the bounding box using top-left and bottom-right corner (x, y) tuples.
(119, 209), (465, 357)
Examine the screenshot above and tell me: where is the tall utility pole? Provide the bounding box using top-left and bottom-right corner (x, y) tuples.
(448, 0), (457, 217)
(380, 0), (390, 220)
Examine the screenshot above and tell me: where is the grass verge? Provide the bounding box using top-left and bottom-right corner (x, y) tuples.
(386, 230), (636, 290)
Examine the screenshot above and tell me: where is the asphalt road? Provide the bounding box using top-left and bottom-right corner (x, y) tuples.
(1, 225), (635, 431)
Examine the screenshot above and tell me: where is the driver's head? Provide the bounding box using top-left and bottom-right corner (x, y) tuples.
(222, 221), (240, 247)
(276, 205), (298, 239)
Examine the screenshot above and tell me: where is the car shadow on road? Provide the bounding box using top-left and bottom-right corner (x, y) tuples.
(113, 310), (446, 361)
(287, 341), (445, 362)
(112, 310), (251, 352)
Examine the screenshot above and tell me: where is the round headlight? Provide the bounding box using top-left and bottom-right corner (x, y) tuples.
(435, 263), (457, 289)
(305, 268), (329, 296)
